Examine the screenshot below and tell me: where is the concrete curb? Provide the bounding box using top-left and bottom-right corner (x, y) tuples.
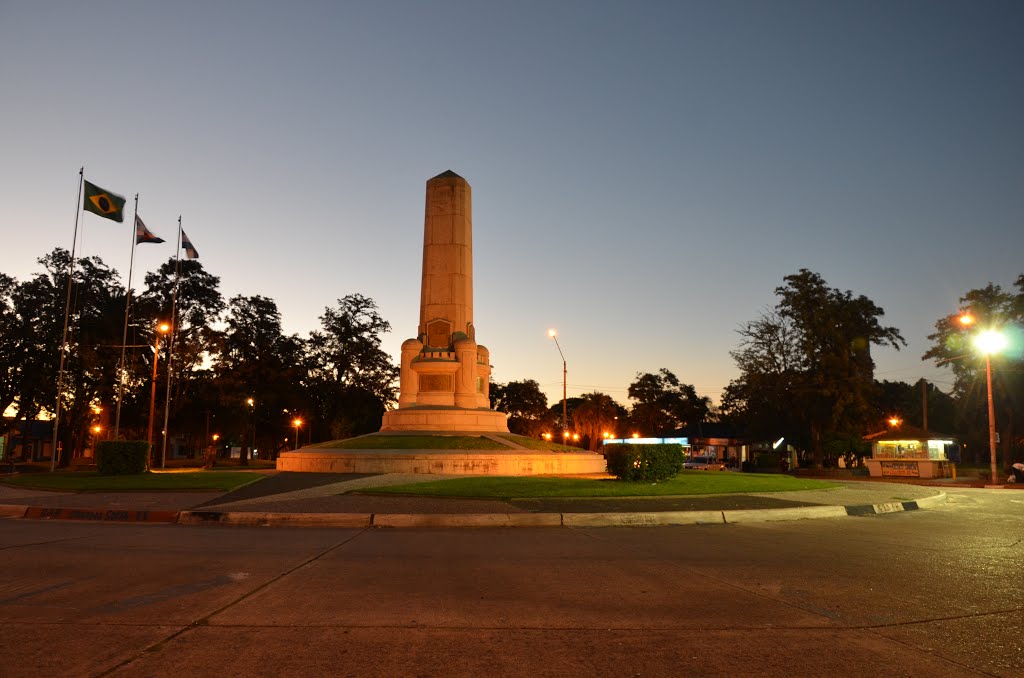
(845, 491), (947, 517)
(373, 513), (562, 528)
(1, 491), (949, 528)
(178, 511), (372, 528)
(723, 506), (848, 523)
(22, 507), (179, 523)
(0, 504), (28, 518)
(562, 510), (724, 527)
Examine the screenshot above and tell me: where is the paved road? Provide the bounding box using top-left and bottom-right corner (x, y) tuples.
(2, 487), (1021, 677)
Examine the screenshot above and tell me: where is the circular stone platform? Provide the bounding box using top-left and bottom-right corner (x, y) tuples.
(276, 433), (607, 476)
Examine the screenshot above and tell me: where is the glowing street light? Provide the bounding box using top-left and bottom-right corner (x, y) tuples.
(973, 328), (1008, 485)
(548, 329), (568, 437)
(293, 418), (303, 451)
(888, 416), (902, 428)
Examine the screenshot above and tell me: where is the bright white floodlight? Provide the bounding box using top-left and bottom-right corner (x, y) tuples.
(973, 329), (1008, 356)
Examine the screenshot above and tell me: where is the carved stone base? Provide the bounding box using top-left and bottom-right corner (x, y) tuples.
(380, 406), (510, 433)
(276, 448), (607, 475)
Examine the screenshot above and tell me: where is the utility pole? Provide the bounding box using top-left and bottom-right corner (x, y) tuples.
(921, 379), (928, 432)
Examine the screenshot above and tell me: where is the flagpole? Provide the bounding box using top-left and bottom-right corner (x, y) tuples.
(161, 216), (182, 468)
(51, 168), (84, 471)
(114, 194), (140, 439)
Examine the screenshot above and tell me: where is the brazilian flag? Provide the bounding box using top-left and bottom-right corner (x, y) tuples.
(83, 180), (126, 222)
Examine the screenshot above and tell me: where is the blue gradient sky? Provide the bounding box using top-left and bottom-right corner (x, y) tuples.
(1, 1), (1021, 409)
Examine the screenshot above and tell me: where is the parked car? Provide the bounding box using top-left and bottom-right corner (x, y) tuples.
(683, 456), (726, 471)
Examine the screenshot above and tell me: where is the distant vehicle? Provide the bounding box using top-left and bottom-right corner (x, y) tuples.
(683, 456), (726, 470)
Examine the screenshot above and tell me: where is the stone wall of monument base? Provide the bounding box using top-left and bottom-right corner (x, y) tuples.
(380, 407), (510, 432)
(276, 450), (607, 475)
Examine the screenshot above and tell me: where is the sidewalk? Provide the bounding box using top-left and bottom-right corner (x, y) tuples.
(0, 472), (952, 528)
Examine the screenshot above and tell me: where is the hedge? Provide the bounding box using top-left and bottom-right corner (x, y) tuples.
(96, 440), (149, 475)
(604, 443), (684, 481)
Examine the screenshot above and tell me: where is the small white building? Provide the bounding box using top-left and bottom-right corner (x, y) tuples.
(863, 423), (957, 479)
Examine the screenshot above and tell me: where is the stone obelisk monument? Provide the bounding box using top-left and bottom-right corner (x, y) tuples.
(380, 170), (509, 432)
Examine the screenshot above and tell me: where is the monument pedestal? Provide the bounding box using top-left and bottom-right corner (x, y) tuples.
(277, 445), (607, 475)
(381, 406), (509, 432)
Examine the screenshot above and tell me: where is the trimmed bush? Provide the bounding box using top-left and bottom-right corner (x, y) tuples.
(604, 443), (684, 481)
(96, 440), (149, 475)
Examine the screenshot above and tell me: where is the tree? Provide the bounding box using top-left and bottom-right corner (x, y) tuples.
(137, 258), (226, 453)
(303, 294), (399, 441)
(874, 379), (956, 435)
(726, 270), (905, 468)
(0, 273), (19, 419)
(490, 379), (549, 436)
(571, 391), (624, 451)
(6, 249), (125, 465)
(141, 258), (225, 392)
(720, 310), (806, 447)
(546, 396), (585, 442)
(923, 280), (1023, 465)
(217, 295), (305, 462)
(627, 368), (710, 437)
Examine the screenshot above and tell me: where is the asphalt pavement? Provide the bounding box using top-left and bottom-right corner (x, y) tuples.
(0, 471), (960, 527)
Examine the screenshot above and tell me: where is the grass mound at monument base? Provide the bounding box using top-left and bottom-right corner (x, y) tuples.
(310, 433), (587, 452)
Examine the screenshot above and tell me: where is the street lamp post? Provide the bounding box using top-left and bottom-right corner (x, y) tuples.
(245, 398), (254, 465)
(975, 329), (1008, 485)
(961, 312), (1008, 484)
(548, 330), (567, 437)
(293, 418), (302, 451)
(146, 323), (170, 468)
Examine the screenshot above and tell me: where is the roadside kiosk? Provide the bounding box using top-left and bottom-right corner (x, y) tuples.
(863, 423), (957, 479)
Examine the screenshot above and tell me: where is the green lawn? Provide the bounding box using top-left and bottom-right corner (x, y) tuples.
(0, 471), (266, 492)
(358, 472), (839, 499)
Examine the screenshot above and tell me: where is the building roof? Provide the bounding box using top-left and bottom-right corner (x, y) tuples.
(431, 169), (463, 180)
(863, 422), (955, 442)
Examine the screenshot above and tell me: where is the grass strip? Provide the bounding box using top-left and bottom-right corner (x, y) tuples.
(358, 472), (838, 499)
(0, 471), (265, 492)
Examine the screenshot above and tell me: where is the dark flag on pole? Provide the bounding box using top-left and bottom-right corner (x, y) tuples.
(181, 229), (199, 259)
(135, 214), (165, 244)
(83, 180), (126, 222)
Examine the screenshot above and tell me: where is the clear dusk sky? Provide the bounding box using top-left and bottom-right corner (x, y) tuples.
(1, 1), (1021, 409)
